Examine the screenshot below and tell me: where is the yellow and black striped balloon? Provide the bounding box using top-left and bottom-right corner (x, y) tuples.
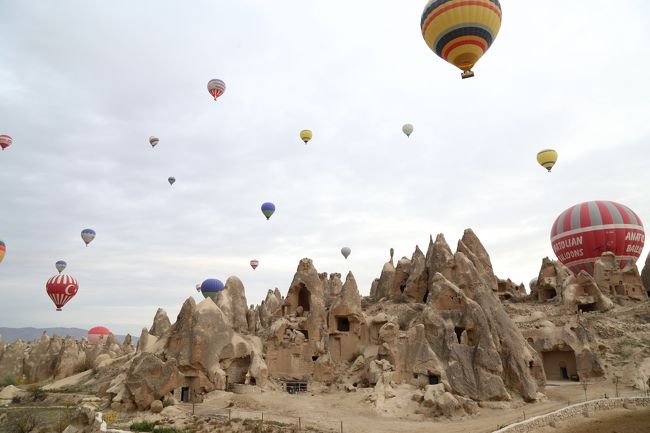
(421, 0), (502, 77)
(536, 149), (558, 172)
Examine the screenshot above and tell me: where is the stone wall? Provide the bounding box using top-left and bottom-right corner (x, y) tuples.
(492, 397), (650, 433)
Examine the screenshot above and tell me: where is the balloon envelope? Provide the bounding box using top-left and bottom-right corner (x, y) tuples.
(551, 200), (644, 275)
(0, 134), (12, 150)
(250, 259), (259, 270)
(200, 278), (224, 298)
(421, 0), (502, 77)
(81, 229), (96, 246)
(55, 260), (67, 273)
(0, 240), (5, 264)
(149, 136), (159, 148)
(537, 149), (558, 172)
(46, 274), (78, 311)
(168, 177), (176, 185)
(261, 202), (276, 220)
(88, 326), (110, 344)
(341, 247), (351, 259)
(402, 124), (414, 137)
(300, 130), (312, 144)
(207, 79), (226, 100)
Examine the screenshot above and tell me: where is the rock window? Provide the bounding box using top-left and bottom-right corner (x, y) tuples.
(454, 327), (464, 344)
(428, 374), (440, 385)
(298, 329), (309, 340)
(337, 316), (350, 332)
(298, 284), (311, 312)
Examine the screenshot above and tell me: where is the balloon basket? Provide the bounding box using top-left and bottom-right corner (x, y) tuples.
(461, 70), (475, 79)
(56, 308), (62, 311)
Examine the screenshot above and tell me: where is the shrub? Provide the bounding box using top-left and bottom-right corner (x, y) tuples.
(6, 410), (39, 433)
(11, 396), (22, 404)
(73, 358), (94, 374)
(1, 374), (17, 386)
(153, 428), (185, 433)
(162, 398), (175, 408)
(103, 411), (119, 424)
(27, 384), (47, 402)
(130, 421), (156, 432)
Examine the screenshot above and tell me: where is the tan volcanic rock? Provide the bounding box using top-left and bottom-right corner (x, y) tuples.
(0, 339), (28, 379)
(642, 252), (650, 294)
(125, 353), (181, 410)
(214, 276), (249, 333)
(149, 308), (172, 337)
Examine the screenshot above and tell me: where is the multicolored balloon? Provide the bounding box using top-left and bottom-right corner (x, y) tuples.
(46, 274), (79, 311)
(200, 278), (224, 299)
(149, 136), (159, 148)
(402, 124), (414, 137)
(0, 240), (5, 264)
(168, 176), (176, 186)
(55, 260), (67, 274)
(0, 134), (12, 150)
(81, 229), (96, 247)
(87, 326), (110, 344)
(300, 130), (312, 144)
(207, 79), (226, 101)
(261, 202), (276, 220)
(250, 259), (259, 270)
(551, 200), (644, 275)
(537, 149), (558, 172)
(341, 247), (351, 259)
(421, 0), (502, 78)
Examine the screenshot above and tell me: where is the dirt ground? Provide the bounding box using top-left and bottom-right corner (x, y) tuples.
(185, 380), (648, 433)
(537, 407), (650, 433)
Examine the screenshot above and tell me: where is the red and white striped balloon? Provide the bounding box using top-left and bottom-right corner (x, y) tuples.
(250, 259), (259, 270)
(0, 134), (12, 150)
(46, 274), (79, 311)
(551, 200), (644, 275)
(207, 79), (226, 100)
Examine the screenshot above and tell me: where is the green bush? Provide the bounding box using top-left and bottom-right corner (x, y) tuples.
(162, 398), (175, 407)
(130, 421), (156, 432)
(1, 374), (17, 386)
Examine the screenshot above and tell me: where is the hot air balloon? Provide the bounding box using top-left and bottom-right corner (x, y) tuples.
(0, 240), (5, 264)
(341, 247), (351, 259)
(250, 259), (259, 270)
(200, 278), (224, 299)
(261, 202), (276, 220)
(421, 0), (502, 79)
(87, 326), (111, 344)
(300, 130), (312, 144)
(207, 79), (226, 101)
(149, 136), (159, 148)
(551, 201), (645, 275)
(81, 229), (96, 247)
(402, 124), (414, 137)
(168, 177), (176, 186)
(195, 283), (202, 292)
(46, 274), (79, 311)
(0, 134), (12, 150)
(537, 149), (558, 172)
(55, 260), (67, 274)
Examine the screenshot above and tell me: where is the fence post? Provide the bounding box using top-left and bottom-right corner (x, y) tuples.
(261, 412), (264, 426)
(298, 417), (301, 431)
(522, 410), (525, 420)
(228, 408), (231, 421)
(340, 420), (343, 433)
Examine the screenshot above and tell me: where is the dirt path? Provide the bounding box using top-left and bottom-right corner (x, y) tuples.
(537, 407), (650, 433)
(188, 382), (647, 433)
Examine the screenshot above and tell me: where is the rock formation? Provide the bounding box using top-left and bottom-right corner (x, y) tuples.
(0, 330), (133, 384)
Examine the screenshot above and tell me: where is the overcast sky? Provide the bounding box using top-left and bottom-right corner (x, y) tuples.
(1, 1), (649, 336)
